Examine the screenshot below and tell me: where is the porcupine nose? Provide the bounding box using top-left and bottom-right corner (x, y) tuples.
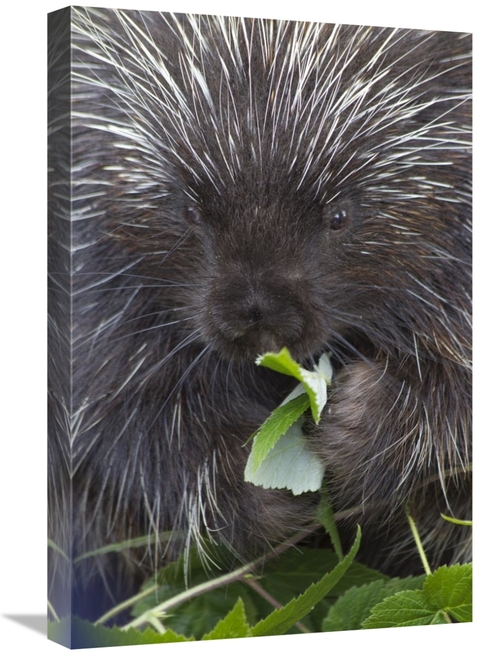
(245, 303), (264, 325)
(237, 285), (272, 326)
(214, 276), (306, 351)
(238, 292), (302, 352)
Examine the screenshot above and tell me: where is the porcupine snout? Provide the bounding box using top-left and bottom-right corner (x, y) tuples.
(207, 268), (308, 356)
(189, 191), (333, 361)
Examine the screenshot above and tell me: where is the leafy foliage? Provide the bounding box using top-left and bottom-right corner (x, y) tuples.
(362, 564), (472, 628)
(245, 393), (311, 470)
(255, 348), (332, 423)
(245, 349), (332, 492)
(323, 576), (426, 631)
(245, 418), (325, 494)
(50, 552), (471, 646)
(201, 599), (252, 640)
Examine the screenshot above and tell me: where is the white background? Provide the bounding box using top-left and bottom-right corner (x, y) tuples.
(1, 1), (494, 653)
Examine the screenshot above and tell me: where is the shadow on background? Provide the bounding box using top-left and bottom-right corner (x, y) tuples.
(3, 615), (46, 636)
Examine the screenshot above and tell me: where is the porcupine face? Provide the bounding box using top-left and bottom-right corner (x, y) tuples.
(184, 180), (359, 361)
(72, 12), (471, 367)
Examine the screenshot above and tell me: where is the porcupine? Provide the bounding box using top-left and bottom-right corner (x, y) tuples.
(48, 8), (472, 620)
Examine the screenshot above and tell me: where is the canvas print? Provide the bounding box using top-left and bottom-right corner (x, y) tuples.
(48, 6), (472, 648)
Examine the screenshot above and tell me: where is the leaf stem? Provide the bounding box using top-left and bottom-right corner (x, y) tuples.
(95, 584), (161, 626)
(148, 615), (167, 634)
(406, 508), (432, 576)
(440, 513), (472, 527)
(75, 531), (178, 562)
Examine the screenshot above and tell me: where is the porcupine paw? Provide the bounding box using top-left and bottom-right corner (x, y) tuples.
(310, 360), (411, 517)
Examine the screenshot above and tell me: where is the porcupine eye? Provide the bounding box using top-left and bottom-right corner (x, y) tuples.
(184, 206), (202, 226)
(324, 205), (350, 231)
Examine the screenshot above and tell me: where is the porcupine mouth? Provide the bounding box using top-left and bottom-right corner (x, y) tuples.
(206, 319), (342, 366)
(208, 330), (296, 362)
(200, 322), (285, 361)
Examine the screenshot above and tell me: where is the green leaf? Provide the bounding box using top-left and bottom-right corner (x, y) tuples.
(244, 420), (325, 494)
(245, 393), (311, 473)
(361, 589), (442, 628)
(362, 564), (472, 628)
(423, 564), (472, 623)
(323, 576), (425, 632)
(330, 562), (388, 597)
(256, 348), (332, 423)
(202, 598), (252, 640)
(255, 549), (344, 601)
(250, 525), (361, 637)
(256, 347), (303, 378)
(228, 547), (385, 634)
(124, 541), (382, 639)
(247, 547), (386, 633)
(257, 547), (386, 600)
(246, 349), (332, 493)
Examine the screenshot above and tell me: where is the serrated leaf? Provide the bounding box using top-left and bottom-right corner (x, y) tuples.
(202, 598), (252, 640)
(362, 564), (472, 628)
(423, 564), (472, 623)
(257, 548), (386, 601)
(256, 348), (332, 423)
(257, 548), (343, 600)
(244, 420), (325, 494)
(324, 580), (386, 632)
(251, 525), (361, 637)
(160, 589), (253, 639)
(126, 541), (381, 640)
(243, 548), (386, 634)
(256, 348), (303, 378)
(380, 576), (426, 595)
(245, 393), (310, 473)
(323, 576), (425, 632)
(361, 589), (441, 628)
